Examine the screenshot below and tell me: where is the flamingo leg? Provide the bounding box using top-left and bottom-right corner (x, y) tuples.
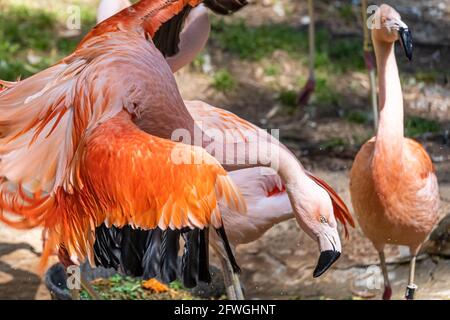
(216, 250), (245, 300)
(230, 264), (244, 300)
(405, 255), (418, 300)
(378, 250), (392, 300)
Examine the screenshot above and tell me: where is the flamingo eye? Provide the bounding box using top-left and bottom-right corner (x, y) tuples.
(320, 216), (328, 224)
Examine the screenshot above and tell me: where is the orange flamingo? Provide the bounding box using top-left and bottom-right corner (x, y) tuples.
(350, 4), (439, 300)
(0, 0), (247, 284)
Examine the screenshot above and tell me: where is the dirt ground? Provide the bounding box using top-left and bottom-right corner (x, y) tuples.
(0, 0), (449, 300)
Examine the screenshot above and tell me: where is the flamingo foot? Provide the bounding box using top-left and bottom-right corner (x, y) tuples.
(382, 286), (392, 300)
(297, 78), (315, 107)
(405, 284), (417, 300)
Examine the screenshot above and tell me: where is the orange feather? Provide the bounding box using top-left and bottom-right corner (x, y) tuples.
(0, 111), (245, 269)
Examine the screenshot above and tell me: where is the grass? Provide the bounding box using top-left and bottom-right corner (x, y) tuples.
(346, 110), (369, 124)
(405, 117), (440, 137)
(211, 19), (364, 73)
(0, 2), (96, 81)
(212, 68), (236, 92)
(80, 274), (199, 300)
(320, 137), (346, 149)
(264, 64), (281, 77)
(210, 19), (365, 107)
(413, 71), (440, 84)
(278, 89), (298, 107)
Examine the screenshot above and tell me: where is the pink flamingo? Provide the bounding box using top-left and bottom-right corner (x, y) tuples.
(350, 4), (439, 300)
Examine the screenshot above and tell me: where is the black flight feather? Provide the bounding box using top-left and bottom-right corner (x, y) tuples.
(203, 0), (248, 15)
(153, 6), (193, 58)
(159, 230), (181, 283)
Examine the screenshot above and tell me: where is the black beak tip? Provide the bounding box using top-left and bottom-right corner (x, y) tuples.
(399, 28), (413, 61)
(313, 250), (341, 278)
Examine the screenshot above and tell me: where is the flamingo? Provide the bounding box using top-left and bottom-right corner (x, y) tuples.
(349, 4), (439, 300)
(0, 0), (250, 289)
(0, 0), (351, 299)
(93, 1), (353, 299)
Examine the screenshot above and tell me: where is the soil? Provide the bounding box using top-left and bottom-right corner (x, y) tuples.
(0, 0), (449, 300)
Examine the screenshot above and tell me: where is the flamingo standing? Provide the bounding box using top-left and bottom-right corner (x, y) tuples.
(349, 4), (439, 300)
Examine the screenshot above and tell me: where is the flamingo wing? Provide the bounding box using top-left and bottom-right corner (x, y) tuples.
(0, 111), (245, 273)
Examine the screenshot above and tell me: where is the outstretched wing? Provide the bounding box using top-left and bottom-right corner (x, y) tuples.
(0, 111), (246, 269)
(0, 32), (175, 197)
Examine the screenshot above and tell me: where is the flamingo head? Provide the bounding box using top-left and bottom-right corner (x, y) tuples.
(290, 179), (343, 278)
(371, 4), (413, 60)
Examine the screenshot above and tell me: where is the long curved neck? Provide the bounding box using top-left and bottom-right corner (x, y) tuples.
(372, 38), (404, 184)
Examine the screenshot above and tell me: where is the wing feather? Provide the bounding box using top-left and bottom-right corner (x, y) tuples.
(0, 112), (246, 268)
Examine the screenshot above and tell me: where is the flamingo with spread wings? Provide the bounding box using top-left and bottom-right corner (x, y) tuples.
(0, 0), (247, 287)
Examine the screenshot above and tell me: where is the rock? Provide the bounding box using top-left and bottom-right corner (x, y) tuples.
(426, 214), (450, 257)
(404, 84), (450, 121)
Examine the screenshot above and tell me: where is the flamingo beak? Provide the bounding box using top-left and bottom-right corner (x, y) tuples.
(313, 229), (342, 278)
(313, 250), (341, 278)
(399, 27), (413, 61)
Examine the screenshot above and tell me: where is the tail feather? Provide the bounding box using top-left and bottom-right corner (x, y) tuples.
(142, 228), (163, 279)
(120, 226), (149, 276)
(160, 230), (181, 283)
(93, 225), (121, 269)
(198, 228), (212, 283)
(306, 171), (355, 238)
(181, 229), (201, 288)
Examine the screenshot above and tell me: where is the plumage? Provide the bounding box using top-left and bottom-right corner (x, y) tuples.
(91, 167), (353, 288)
(0, 0), (248, 273)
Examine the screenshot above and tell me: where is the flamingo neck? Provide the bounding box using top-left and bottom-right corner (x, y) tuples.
(372, 38), (405, 189)
(276, 149), (321, 222)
